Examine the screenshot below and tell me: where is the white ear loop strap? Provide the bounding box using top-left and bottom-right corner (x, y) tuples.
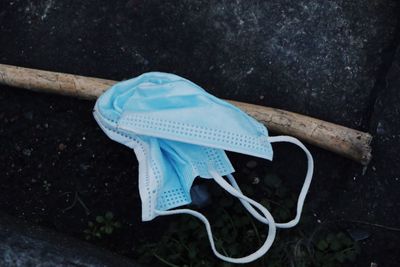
(155, 171), (277, 264)
(226, 135), (314, 228)
(155, 135), (313, 263)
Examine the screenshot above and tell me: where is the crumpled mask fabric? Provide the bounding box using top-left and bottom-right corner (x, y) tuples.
(93, 72), (314, 264)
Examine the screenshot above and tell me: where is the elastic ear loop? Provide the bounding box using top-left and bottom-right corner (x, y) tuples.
(226, 135), (314, 228)
(154, 135), (312, 263)
(155, 172), (277, 264)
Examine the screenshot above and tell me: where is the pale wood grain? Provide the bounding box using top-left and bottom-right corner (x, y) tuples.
(0, 63), (372, 165)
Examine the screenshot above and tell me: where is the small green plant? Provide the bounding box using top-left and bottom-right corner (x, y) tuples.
(135, 168), (361, 267)
(42, 180), (51, 193)
(313, 232), (360, 266)
(84, 211), (122, 240)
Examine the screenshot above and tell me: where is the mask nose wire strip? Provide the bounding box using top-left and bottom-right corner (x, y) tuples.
(155, 171), (277, 264)
(225, 135), (314, 228)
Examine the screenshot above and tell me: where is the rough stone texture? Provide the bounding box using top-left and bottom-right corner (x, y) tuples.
(335, 45), (400, 267)
(0, 213), (142, 267)
(0, 0), (398, 128)
(0, 0), (400, 266)
(369, 46), (400, 221)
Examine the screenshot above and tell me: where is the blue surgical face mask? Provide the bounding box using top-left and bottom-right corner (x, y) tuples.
(93, 72), (314, 264)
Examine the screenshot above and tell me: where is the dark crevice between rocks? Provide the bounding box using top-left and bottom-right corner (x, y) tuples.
(362, 15), (400, 132)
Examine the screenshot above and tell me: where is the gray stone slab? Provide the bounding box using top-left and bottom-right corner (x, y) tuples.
(330, 44), (400, 267)
(0, 0), (398, 128)
(0, 212), (143, 267)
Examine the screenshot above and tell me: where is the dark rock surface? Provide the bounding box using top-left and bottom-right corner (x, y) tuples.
(369, 46), (400, 219)
(1, 0), (400, 266)
(0, 0), (398, 128)
(336, 44), (400, 267)
(0, 212), (142, 267)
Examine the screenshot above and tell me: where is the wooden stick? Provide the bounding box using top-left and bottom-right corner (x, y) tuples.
(0, 63), (372, 165)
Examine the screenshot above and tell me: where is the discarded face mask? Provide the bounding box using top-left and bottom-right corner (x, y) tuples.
(93, 72), (314, 264)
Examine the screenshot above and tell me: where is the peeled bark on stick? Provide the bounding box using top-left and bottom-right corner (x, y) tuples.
(0, 63), (372, 165)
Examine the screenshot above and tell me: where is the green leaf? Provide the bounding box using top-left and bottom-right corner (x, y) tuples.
(335, 252), (345, 263)
(215, 239), (224, 249)
(317, 240), (329, 251)
(105, 211), (114, 220)
(229, 243), (240, 256)
(188, 246), (197, 259)
(104, 225), (114, 234)
(329, 239), (342, 251)
(326, 233), (335, 243)
(96, 216), (105, 223)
